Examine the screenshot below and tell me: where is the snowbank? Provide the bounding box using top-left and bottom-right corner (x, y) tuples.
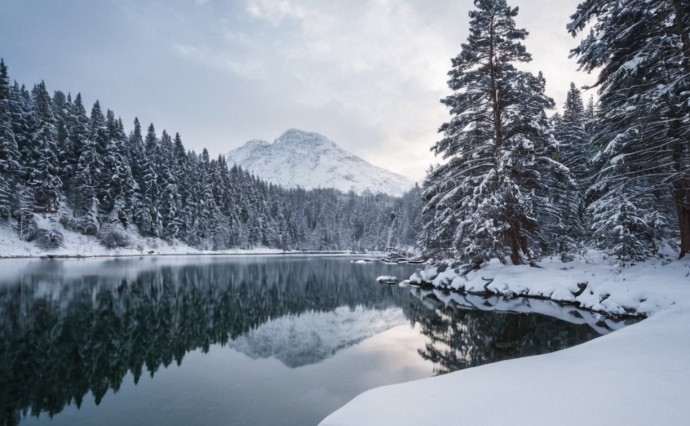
(0, 222), (344, 259)
(321, 253), (690, 426)
(406, 252), (684, 317)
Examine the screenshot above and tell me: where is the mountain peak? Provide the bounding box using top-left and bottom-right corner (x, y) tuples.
(275, 129), (339, 149)
(227, 129), (414, 196)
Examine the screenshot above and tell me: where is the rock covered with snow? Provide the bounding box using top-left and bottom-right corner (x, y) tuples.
(226, 129), (415, 197)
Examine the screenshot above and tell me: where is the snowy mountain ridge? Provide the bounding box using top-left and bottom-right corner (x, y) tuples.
(226, 129), (414, 197)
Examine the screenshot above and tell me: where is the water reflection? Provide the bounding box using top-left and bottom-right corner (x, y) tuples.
(0, 257), (414, 426)
(409, 288), (626, 375)
(0, 257), (627, 426)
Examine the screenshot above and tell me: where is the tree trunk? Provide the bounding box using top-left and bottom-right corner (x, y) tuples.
(506, 223), (524, 265)
(671, 0), (690, 257)
(675, 180), (690, 257)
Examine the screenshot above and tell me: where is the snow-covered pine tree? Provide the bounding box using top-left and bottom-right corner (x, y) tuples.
(92, 112), (138, 246)
(28, 82), (63, 213)
(196, 148), (219, 246)
(208, 154), (235, 248)
(556, 83), (590, 185)
(143, 123), (163, 237)
(10, 83), (33, 166)
(569, 0), (690, 259)
(171, 132), (191, 239)
(7, 81), (36, 235)
(158, 130), (183, 240)
(421, 0), (570, 266)
(128, 118), (158, 235)
(52, 91), (70, 179)
(0, 59), (20, 221)
(551, 82), (589, 254)
(63, 94), (91, 188)
(70, 131), (100, 235)
(183, 150), (202, 245)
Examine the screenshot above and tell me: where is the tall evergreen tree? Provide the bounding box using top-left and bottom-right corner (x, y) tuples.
(569, 0), (690, 259)
(421, 0), (570, 265)
(158, 130), (183, 240)
(100, 112), (137, 228)
(128, 118), (158, 235)
(28, 82), (62, 213)
(556, 83), (589, 185)
(143, 123), (163, 237)
(551, 83), (589, 254)
(0, 59), (20, 220)
(70, 131), (100, 235)
(63, 94), (90, 186)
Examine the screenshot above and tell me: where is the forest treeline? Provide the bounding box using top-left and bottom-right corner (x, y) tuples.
(0, 61), (422, 252)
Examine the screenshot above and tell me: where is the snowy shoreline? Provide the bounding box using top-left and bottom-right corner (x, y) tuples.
(0, 223), (369, 261)
(321, 253), (690, 426)
(405, 258), (650, 320)
(0, 250), (357, 261)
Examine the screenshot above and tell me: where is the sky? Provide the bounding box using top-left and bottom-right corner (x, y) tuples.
(0, 0), (592, 182)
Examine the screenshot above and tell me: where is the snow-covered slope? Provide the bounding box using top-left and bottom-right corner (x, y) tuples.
(228, 306), (406, 368)
(226, 129), (414, 196)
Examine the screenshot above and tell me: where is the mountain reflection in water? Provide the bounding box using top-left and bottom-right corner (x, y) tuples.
(0, 256), (621, 426)
(0, 257), (412, 425)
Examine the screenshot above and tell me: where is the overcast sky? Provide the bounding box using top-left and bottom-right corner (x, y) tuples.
(0, 0), (592, 182)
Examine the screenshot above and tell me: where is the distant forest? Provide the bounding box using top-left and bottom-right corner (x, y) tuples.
(0, 60), (422, 252)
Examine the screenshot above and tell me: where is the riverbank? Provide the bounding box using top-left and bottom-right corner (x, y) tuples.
(321, 252), (690, 425)
(0, 223), (357, 260)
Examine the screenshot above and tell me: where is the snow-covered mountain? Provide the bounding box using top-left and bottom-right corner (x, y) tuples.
(228, 306), (406, 368)
(226, 129), (414, 197)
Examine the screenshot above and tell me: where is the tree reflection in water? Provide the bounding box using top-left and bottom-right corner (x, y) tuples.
(0, 257), (412, 426)
(0, 258), (627, 426)
(409, 289), (628, 375)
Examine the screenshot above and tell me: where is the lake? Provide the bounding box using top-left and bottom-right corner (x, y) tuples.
(0, 256), (623, 426)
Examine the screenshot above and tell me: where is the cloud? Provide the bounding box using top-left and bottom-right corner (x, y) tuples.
(110, 0), (588, 181)
(246, 0), (310, 26)
(188, 0), (464, 180)
(6, 0), (589, 182)
(173, 43), (267, 78)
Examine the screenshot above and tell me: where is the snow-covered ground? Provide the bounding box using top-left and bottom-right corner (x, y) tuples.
(321, 253), (690, 426)
(0, 221), (335, 259)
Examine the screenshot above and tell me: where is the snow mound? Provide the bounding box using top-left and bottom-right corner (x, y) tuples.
(407, 253), (687, 317)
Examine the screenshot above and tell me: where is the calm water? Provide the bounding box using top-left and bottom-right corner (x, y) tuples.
(0, 256), (618, 426)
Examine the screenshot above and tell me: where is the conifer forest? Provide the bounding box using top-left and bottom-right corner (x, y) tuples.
(0, 59), (422, 253)
(421, 0), (690, 264)
(0, 0), (689, 265)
